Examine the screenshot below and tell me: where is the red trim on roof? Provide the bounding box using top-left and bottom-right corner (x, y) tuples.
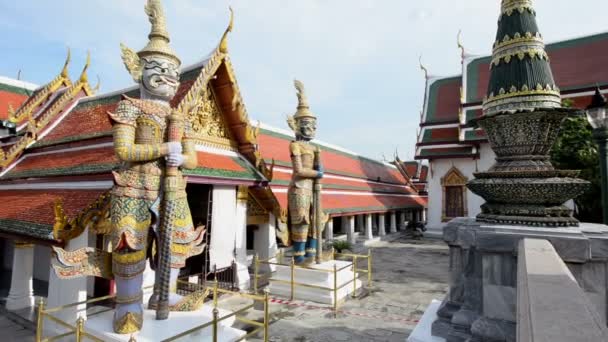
(0, 91), (29, 120)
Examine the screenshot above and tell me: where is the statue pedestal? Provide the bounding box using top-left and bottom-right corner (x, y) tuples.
(407, 299), (446, 342)
(268, 260), (362, 304)
(85, 305), (246, 342)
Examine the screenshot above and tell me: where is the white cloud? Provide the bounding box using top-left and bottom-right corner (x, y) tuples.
(1, 0), (607, 160)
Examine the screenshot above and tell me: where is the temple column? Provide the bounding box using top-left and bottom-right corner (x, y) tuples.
(378, 214), (386, 237)
(389, 212), (397, 233)
(325, 218), (334, 241)
(254, 213), (278, 274)
(5, 241), (35, 310)
(346, 216), (356, 245)
(47, 229), (88, 331)
(365, 214), (374, 240)
(235, 186), (250, 290)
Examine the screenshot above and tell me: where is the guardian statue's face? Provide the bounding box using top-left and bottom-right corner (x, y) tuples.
(141, 56), (180, 101)
(297, 118), (317, 141)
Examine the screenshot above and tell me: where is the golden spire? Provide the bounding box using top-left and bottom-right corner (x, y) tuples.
(219, 7), (234, 54)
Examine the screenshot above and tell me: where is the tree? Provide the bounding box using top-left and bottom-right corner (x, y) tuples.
(551, 99), (602, 223)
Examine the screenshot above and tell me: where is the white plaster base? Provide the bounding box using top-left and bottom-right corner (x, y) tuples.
(85, 305), (246, 342)
(363, 237), (381, 246)
(268, 260), (362, 305)
(407, 299), (446, 342)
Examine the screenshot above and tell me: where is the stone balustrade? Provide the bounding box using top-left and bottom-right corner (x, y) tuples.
(517, 238), (608, 342)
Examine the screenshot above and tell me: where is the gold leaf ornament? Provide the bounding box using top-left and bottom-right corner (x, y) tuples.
(120, 43), (143, 82)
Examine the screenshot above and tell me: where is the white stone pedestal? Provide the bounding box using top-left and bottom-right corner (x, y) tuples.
(268, 260), (362, 305)
(85, 305), (246, 342)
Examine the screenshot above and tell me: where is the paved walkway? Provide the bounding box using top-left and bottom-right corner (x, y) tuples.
(0, 314), (34, 342)
(247, 233), (450, 341)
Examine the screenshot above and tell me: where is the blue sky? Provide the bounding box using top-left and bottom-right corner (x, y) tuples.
(1, 0), (607, 160)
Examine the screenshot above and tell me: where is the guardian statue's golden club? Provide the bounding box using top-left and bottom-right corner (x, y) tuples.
(51, 0), (206, 334)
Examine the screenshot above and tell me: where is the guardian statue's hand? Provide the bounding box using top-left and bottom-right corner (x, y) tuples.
(165, 141), (182, 155)
(166, 153), (185, 167)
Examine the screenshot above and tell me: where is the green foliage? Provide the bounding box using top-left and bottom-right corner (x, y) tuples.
(551, 105), (602, 223)
(332, 240), (352, 253)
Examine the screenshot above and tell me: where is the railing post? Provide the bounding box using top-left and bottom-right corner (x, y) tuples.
(75, 316), (85, 342)
(333, 263), (338, 318)
(368, 249), (372, 287)
(352, 257), (357, 298)
(212, 308), (219, 342)
(290, 257), (295, 301)
(254, 253), (259, 294)
(263, 288), (270, 342)
(213, 278), (219, 308)
(35, 298), (45, 342)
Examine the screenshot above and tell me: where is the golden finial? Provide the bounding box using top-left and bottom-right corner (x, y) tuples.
(92, 75), (101, 93)
(219, 7), (235, 54)
(419, 55), (429, 79)
(457, 30), (466, 60)
(78, 51), (91, 84)
(61, 47), (71, 79)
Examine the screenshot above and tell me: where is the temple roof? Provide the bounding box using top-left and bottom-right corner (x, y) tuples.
(257, 123), (426, 221)
(416, 30), (608, 160)
(0, 76), (37, 120)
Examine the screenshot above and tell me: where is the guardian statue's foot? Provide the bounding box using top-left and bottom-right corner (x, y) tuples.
(148, 268), (207, 312)
(114, 274), (144, 334)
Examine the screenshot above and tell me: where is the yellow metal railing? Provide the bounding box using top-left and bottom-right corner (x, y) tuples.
(253, 249), (373, 317)
(36, 280), (270, 342)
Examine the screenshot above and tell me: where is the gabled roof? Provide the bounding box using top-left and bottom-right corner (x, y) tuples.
(416, 31), (608, 160)
(5, 51), (74, 125)
(0, 76), (37, 120)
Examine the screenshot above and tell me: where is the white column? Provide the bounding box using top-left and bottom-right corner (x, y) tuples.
(365, 214), (374, 240)
(378, 214), (386, 236)
(389, 212), (397, 233)
(5, 242), (35, 310)
(325, 218), (334, 241)
(254, 213), (278, 273)
(47, 228), (88, 331)
(235, 187), (250, 290)
(423, 209), (427, 223)
(346, 216), (356, 245)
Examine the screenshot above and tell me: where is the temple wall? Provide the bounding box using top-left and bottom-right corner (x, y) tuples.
(426, 143), (495, 234)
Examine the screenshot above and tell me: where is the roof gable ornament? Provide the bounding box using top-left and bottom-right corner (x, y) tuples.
(419, 55), (429, 79)
(219, 7), (234, 54)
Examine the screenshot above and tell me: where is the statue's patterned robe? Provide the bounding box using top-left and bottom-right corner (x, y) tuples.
(108, 95), (205, 272)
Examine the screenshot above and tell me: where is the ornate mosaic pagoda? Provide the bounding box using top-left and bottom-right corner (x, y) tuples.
(466, 0), (590, 227)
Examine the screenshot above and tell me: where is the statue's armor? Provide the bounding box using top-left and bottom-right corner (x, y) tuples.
(288, 140), (319, 259)
(109, 96), (205, 277)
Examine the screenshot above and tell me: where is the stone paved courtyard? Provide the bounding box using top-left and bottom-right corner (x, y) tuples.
(247, 234), (449, 342)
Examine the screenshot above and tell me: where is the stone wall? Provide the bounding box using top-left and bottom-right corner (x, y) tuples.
(517, 238), (608, 342)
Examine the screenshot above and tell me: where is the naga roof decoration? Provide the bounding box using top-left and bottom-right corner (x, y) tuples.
(416, 30), (608, 160)
(0, 56), (94, 171)
(0, 77), (37, 121)
(7, 49), (73, 125)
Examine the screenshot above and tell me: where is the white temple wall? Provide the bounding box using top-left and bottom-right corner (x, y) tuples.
(209, 185), (238, 270)
(426, 143), (495, 234)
